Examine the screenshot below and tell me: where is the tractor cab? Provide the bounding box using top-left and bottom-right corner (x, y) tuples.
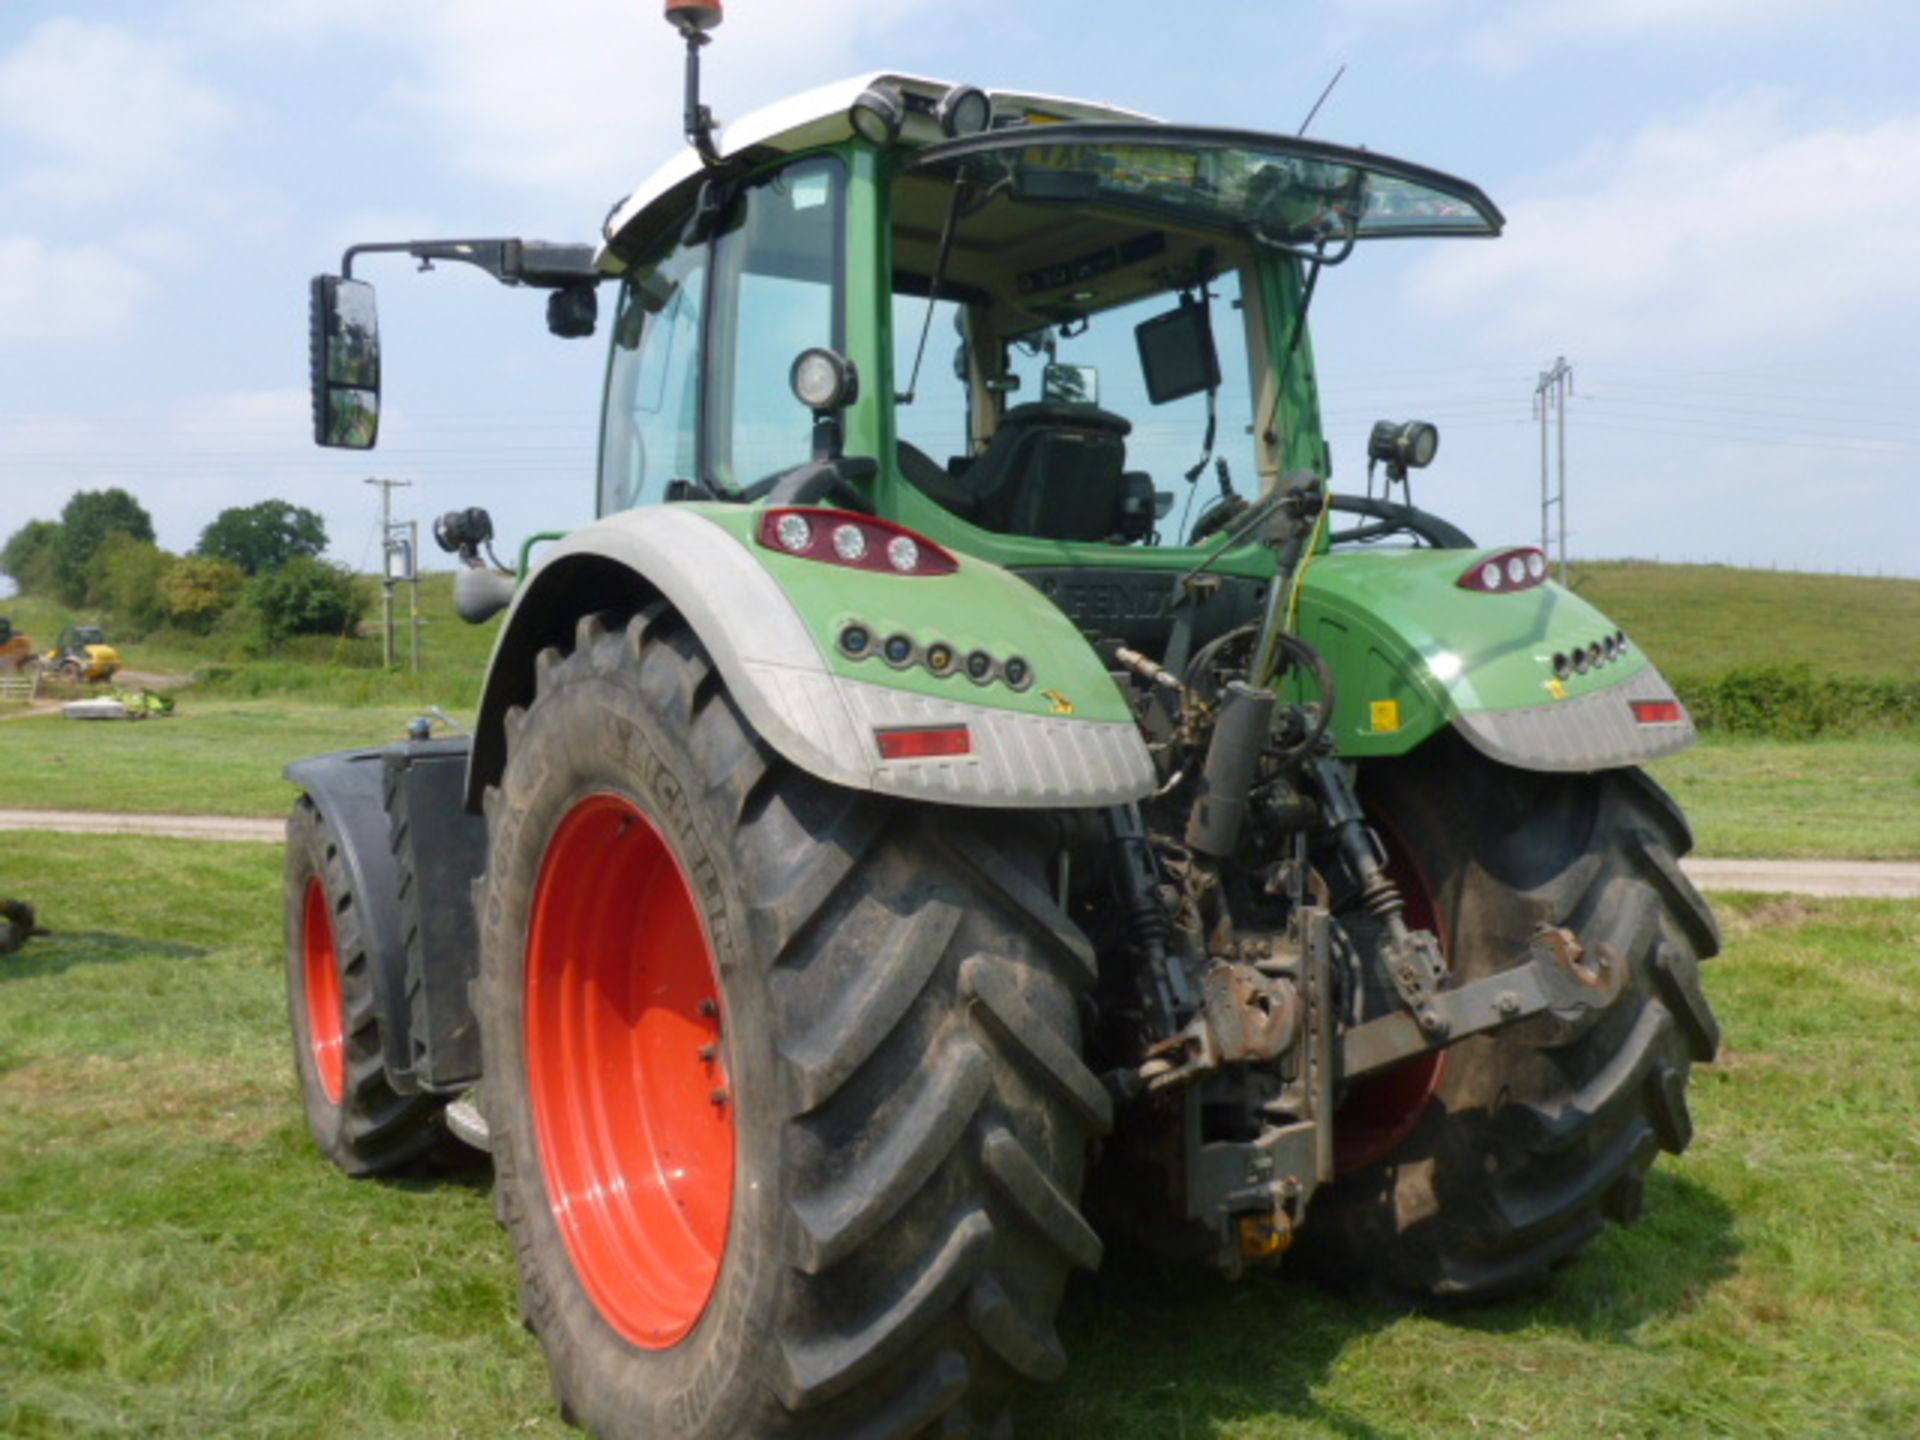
(592, 79), (1501, 572)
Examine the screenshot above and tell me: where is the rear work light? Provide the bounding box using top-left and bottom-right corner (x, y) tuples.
(757, 508), (958, 577)
(874, 725), (971, 760)
(1458, 547), (1549, 593)
(1631, 699), (1685, 725)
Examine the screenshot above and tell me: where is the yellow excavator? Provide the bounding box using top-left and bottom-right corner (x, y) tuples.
(43, 624), (121, 683)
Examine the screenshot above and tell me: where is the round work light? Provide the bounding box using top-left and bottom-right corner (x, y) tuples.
(935, 85), (992, 138)
(790, 348), (858, 413)
(849, 86), (905, 146)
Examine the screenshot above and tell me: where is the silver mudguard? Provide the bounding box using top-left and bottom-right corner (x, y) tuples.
(464, 507), (1156, 812)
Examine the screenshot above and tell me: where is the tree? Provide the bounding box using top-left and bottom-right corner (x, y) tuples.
(52, 489), (155, 605)
(0, 519), (61, 596)
(160, 555), (246, 633)
(197, 500), (328, 576)
(92, 534), (174, 631)
(249, 556), (366, 644)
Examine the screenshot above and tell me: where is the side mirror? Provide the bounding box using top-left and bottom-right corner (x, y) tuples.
(309, 275), (381, 449)
(1043, 362), (1099, 406)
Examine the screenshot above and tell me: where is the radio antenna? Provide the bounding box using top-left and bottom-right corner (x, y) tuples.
(1297, 64), (1346, 136)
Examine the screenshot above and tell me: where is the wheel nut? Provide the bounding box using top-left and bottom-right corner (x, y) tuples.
(710, 1088), (729, 1107)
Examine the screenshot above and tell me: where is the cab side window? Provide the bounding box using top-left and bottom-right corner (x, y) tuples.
(600, 243), (706, 515)
(709, 157), (845, 492)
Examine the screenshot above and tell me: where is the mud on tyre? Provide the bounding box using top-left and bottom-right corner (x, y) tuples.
(478, 603), (1109, 1439)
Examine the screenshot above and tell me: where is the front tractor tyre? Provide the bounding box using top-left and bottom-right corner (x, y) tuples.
(283, 797), (447, 1176)
(1305, 733), (1722, 1299)
(478, 605), (1108, 1440)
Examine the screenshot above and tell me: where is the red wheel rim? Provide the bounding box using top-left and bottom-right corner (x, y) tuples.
(301, 876), (346, 1105)
(1334, 811), (1448, 1174)
(524, 793), (733, 1350)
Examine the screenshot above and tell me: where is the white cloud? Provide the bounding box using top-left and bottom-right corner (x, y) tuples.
(1409, 95), (1920, 355)
(186, 0), (936, 200)
(0, 18), (236, 206)
(0, 235), (151, 340)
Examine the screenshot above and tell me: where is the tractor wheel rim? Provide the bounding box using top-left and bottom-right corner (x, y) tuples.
(301, 876), (347, 1105)
(1334, 811), (1447, 1174)
(524, 792), (734, 1350)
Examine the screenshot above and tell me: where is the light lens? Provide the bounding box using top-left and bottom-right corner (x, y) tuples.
(832, 524), (867, 562)
(966, 650), (993, 681)
(849, 87), (903, 146)
(1527, 551), (1547, 580)
(775, 514), (813, 552)
(875, 725), (971, 760)
(926, 644), (954, 675)
(1552, 652), (1572, 680)
(1631, 699), (1684, 725)
(791, 349), (845, 411)
(839, 624), (870, 657)
(1479, 562), (1502, 590)
(883, 634), (914, 666)
(1003, 657), (1030, 689)
(1506, 555), (1528, 585)
(936, 85), (992, 137)
(886, 535), (920, 572)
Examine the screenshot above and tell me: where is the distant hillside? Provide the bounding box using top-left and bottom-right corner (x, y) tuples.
(1570, 562), (1920, 681)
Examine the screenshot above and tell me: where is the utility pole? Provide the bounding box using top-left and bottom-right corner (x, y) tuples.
(1532, 357), (1573, 584)
(364, 477), (413, 670)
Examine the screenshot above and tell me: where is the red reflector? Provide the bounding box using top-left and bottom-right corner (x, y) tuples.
(1631, 699), (1684, 725)
(875, 726), (971, 760)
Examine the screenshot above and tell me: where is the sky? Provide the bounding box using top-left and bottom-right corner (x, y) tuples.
(3, 0), (1918, 595)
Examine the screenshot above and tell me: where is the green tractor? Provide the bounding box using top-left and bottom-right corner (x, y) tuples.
(286, 6), (1719, 1436)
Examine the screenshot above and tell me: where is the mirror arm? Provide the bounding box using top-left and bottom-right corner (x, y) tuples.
(341, 239), (603, 288)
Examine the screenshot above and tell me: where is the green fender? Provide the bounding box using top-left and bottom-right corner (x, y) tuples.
(464, 503), (1155, 812)
(1293, 548), (1696, 772)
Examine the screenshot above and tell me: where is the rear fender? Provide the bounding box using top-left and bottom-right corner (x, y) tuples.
(1295, 548), (1695, 772)
(464, 505), (1156, 812)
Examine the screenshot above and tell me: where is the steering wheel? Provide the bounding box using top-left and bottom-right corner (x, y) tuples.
(1325, 494), (1474, 550)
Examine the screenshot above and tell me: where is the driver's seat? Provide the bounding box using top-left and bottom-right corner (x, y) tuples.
(946, 402), (1133, 541)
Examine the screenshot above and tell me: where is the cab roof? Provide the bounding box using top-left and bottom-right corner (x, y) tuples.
(597, 74), (1157, 270)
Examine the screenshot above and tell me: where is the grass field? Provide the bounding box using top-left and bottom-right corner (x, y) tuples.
(1571, 562), (1920, 681)
(1648, 735), (1920, 860)
(3, 832), (1917, 1437)
(3, 698), (1915, 860)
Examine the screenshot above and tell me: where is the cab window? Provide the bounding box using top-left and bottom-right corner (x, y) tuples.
(709, 157), (845, 491)
(599, 242), (705, 515)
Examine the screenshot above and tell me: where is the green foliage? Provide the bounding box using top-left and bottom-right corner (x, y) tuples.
(1672, 662), (1920, 740)
(90, 533), (175, 633)
(0, 518), (61, 595)
(51, 488), (155, 605)
(160, 554), (247, 632)
(246, 555), (367, 644)
(196, 499), (329, 576)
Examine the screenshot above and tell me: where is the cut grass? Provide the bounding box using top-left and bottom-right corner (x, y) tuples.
(0, 702), (434, 817)
(4, 834), (1919, 1437)
(1650, 734), (1920, 861)
(3, 699), (1915, 862)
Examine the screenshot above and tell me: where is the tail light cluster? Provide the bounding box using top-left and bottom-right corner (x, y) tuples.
(1630, 699), (1685, 725)
(1458, 547), (1548, 593)
(837, 622), (1032, 691)
(757, 508), (958, 577)
(1552, 631), (1630, 681)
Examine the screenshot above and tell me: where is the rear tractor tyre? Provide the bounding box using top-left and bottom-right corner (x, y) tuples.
(1302, 733), (1722, 1299)
(478, 605), (1108, 1440)
(283, 797), (447, 1176)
